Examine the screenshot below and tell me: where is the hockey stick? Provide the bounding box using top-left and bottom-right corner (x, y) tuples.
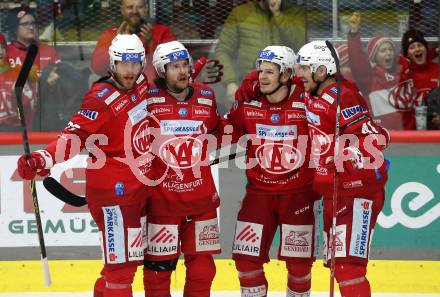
(43, 150), (246, 207)
(15, 44), (52, 286)
(325, 40), (341, 297)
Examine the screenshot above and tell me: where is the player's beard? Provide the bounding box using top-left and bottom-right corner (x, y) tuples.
(167, 77), (189, 93)
(126, 13), (143, 28)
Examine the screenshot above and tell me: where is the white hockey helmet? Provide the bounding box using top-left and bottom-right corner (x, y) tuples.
(108, 34), (146, 72)
(296, 40), (338, 75)
(152, 41), (193, 78)
(256, 46), (296, 77)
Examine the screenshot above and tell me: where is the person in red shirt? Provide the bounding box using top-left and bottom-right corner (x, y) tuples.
(225, 46), (320, 297)
(0, 32), (19, 130)
(91, 0), (176, 81)
(142, 41), (221, 297)
(17, 34), (151, 297)
(347, 12), (414, 130)
(401, 29), (439, 107)
(296, 40), (390, 297)
(5, 7), (61, 130)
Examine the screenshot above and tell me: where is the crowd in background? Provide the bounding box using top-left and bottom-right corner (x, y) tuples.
(0, 0), (439, 131)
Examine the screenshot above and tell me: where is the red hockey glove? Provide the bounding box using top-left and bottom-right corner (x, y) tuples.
(17, 150), (53, 180)
(326, 146), (364, 174)
(193, 57), (224, 84)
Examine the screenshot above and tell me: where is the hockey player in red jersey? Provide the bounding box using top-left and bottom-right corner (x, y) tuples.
(143, 41), (221, 297)
(17, 34), (151, 297)
(296, 40), (390, 297)
(224, 46), (321, 297)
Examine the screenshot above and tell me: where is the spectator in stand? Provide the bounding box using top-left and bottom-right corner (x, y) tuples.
(347, 11), (414, 130)
(401, 29), (439, 106)
(336, 44), (354, 81)
(91, 0), (176, 81)
(215, 0), (306, 103)
(4, 7), (61, 131)
(0, 32), (20, 131)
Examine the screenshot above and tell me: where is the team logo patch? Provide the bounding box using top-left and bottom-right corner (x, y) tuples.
(197, 98), (213, 106)
(256, 124), (297, 140)
(255, 143), (302, 174)
(78, 109), (99, 120)
(146, 223), (179, 256)
(233, 221), (263, 256)
(130, 94), (137, 102)
(271, 113), (280, 123)
(133, 119), (150, 155)
(292, 101), (305, 109)
(178, 107), (188, 117)
(195, 218), (221, 252)
(127, 227), (144, 261)
(159, 136), (203, 169)
(200, 89), (213, 97)
(280, 224), (313, 258)
(97, 87), (110, 98)
(128, 100), (148, 125)
(311, 101), (329, 112)
(111, 96), (130, 115)
(192, 106), (211, 117)
(160, 120), (204, 135)
(104, 91), (120, 105)
(148, 88), (160, 94)
(306, 110), (321, 125)
(285, 110), (306, 122)
(244, 107), (266, 119)
(147, 97), (166, 105)
(115, 182), (124, 196)
(150, 105), (173, 115)
(103, 206), (126, 264)
(322, 93), (335, 104)
(349, 199), (372, 258)
(243, 100), (262, 108)
(341, 105), (368, 120)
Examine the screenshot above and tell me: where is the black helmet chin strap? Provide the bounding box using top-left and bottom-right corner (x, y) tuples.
(310, 69), (331, 97)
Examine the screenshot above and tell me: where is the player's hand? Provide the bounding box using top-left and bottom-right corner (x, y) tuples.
(326, 147), (364, 174)
(46, 66), (59, 86)
(348, 12), (361, 33)
(17, 150), (52, 180)
(226, 83), (238, 103)
(198, 59), (223, 84)
(117, 21), (131, 34)
(139, 22), (153, 44)
(267, 0), (281, 17)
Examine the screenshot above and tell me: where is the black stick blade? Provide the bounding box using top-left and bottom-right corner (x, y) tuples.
(43, 177), (87, 207)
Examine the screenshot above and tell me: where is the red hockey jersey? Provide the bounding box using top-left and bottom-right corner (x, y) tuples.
(304, 80), (390, 198)
(147, 82), (220, 216)
(44, 74), (151, 206)
(225, 81), (314, 193)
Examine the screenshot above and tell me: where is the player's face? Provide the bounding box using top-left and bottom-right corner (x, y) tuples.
(121, 0), (147, 27)
(296, 65), (317, 92)
(258, 61), (282, 94)
(17, 14), (37, 42)
(165, 60), (190, 92)
(374, 42), (395, 70)
(407, 42), (427, 65)
(114, 61), (143, 90)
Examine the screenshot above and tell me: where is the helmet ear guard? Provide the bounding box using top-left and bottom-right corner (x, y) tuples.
(108, 34), (146, 72)
(256, 45), (296, 78)
(152, 41), (193, 78)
